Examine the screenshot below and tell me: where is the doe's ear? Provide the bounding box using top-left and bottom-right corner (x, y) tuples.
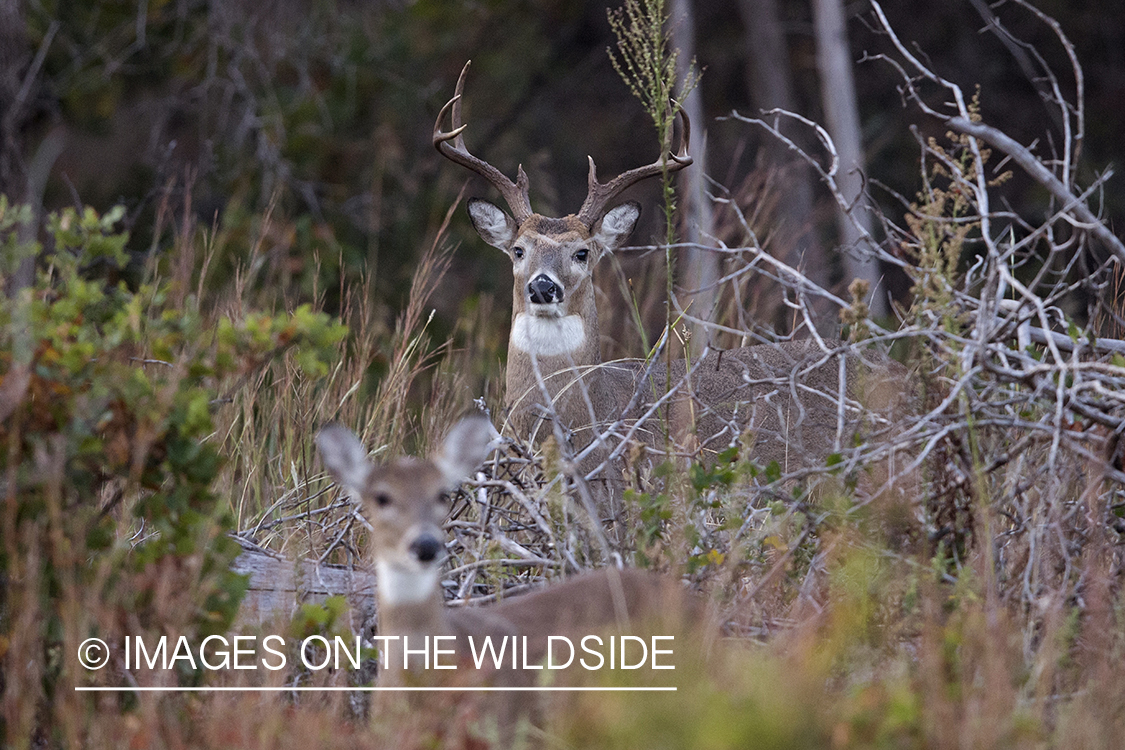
(434, 414), (499, 488)
(316, 424), (372, 497)
(590, 201), (641, 254)
(467, 199), (518, 251)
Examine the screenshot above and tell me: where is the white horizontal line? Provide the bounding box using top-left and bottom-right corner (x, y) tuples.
(75, 686), (676, 693)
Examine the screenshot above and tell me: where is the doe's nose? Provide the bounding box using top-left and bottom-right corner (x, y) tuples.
(528, 274), (562, 305)
(409, 534), (444, 563)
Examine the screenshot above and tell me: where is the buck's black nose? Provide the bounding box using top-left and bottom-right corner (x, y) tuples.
(409, 534), (444, 563)
(528, 274), (562, 304)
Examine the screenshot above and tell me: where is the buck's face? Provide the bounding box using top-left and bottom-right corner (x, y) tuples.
(467, 199), (641, 320)
(436, 62), (688, 343)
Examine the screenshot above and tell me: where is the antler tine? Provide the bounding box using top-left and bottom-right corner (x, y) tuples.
(576, 105), (693, 227)
(433, 61), (533, 223)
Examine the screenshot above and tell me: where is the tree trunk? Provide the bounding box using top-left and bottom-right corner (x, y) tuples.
(737, 0), (833, 331)
(669, 0), (719, 355)
(1, 7), (64, 287)
(0, 0), (28, 204)
(740, 0), (797, 119)
(811, 0), (888, 318)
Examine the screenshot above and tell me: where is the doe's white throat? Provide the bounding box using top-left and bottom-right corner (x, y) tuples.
(376, 560), (442, 606)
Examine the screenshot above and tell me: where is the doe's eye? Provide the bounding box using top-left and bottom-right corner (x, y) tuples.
(437, 491), (451, 505)
(374, 493), (392, 507)
(574, 249), (589, 263)
(512, 247), (525, 260)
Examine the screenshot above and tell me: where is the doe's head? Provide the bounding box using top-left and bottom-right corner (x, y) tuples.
(315, 415), (497, 572)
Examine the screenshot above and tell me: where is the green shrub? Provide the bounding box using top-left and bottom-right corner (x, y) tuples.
(0, 198), (346, 747)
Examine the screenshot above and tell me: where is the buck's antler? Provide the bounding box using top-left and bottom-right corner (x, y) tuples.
(576, 105), (692, 227)
(434, 61), (534, 224)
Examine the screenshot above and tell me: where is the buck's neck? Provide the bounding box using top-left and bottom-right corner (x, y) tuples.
(504, 297), (603, 440)
(507, 282), (600, 372)
(508, 307), (599, 363)
(498, 214), (613, 436)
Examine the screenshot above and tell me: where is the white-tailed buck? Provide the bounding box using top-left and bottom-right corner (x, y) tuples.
(434, 62), (906, 511)
(316, 416), (700, 739)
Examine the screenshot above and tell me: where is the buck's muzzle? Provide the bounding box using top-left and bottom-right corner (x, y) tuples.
(528, 274), (562, 304)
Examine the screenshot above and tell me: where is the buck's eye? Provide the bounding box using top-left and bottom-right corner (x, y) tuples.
(437, 491), (451, 505)
(512, 247), (525, 260)
(573, 248), (589, 263)
(374, 493), (392, 507)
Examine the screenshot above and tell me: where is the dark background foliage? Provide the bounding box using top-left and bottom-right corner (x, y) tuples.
(4, 0), (1122, 335)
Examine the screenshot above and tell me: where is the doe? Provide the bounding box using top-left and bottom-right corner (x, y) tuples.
(316, 415), (700, 737)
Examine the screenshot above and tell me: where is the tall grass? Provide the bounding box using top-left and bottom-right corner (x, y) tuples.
(207, 197), (490, 565)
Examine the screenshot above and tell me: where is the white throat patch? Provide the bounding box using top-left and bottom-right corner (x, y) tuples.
(511, 313), (587, 357)
(376, 560), (441, 606)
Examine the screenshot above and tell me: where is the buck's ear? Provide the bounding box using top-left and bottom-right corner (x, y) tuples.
(467, 199), (517, 251)
(316, 424), (373, 497)
(434, 414), (499, 488)
(590, 201), (640, 253)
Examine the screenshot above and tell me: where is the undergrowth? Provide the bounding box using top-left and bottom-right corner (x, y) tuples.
(3, 184), (1121, 748)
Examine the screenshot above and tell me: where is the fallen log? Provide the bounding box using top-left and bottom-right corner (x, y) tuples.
(230, 537), (377, 628)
